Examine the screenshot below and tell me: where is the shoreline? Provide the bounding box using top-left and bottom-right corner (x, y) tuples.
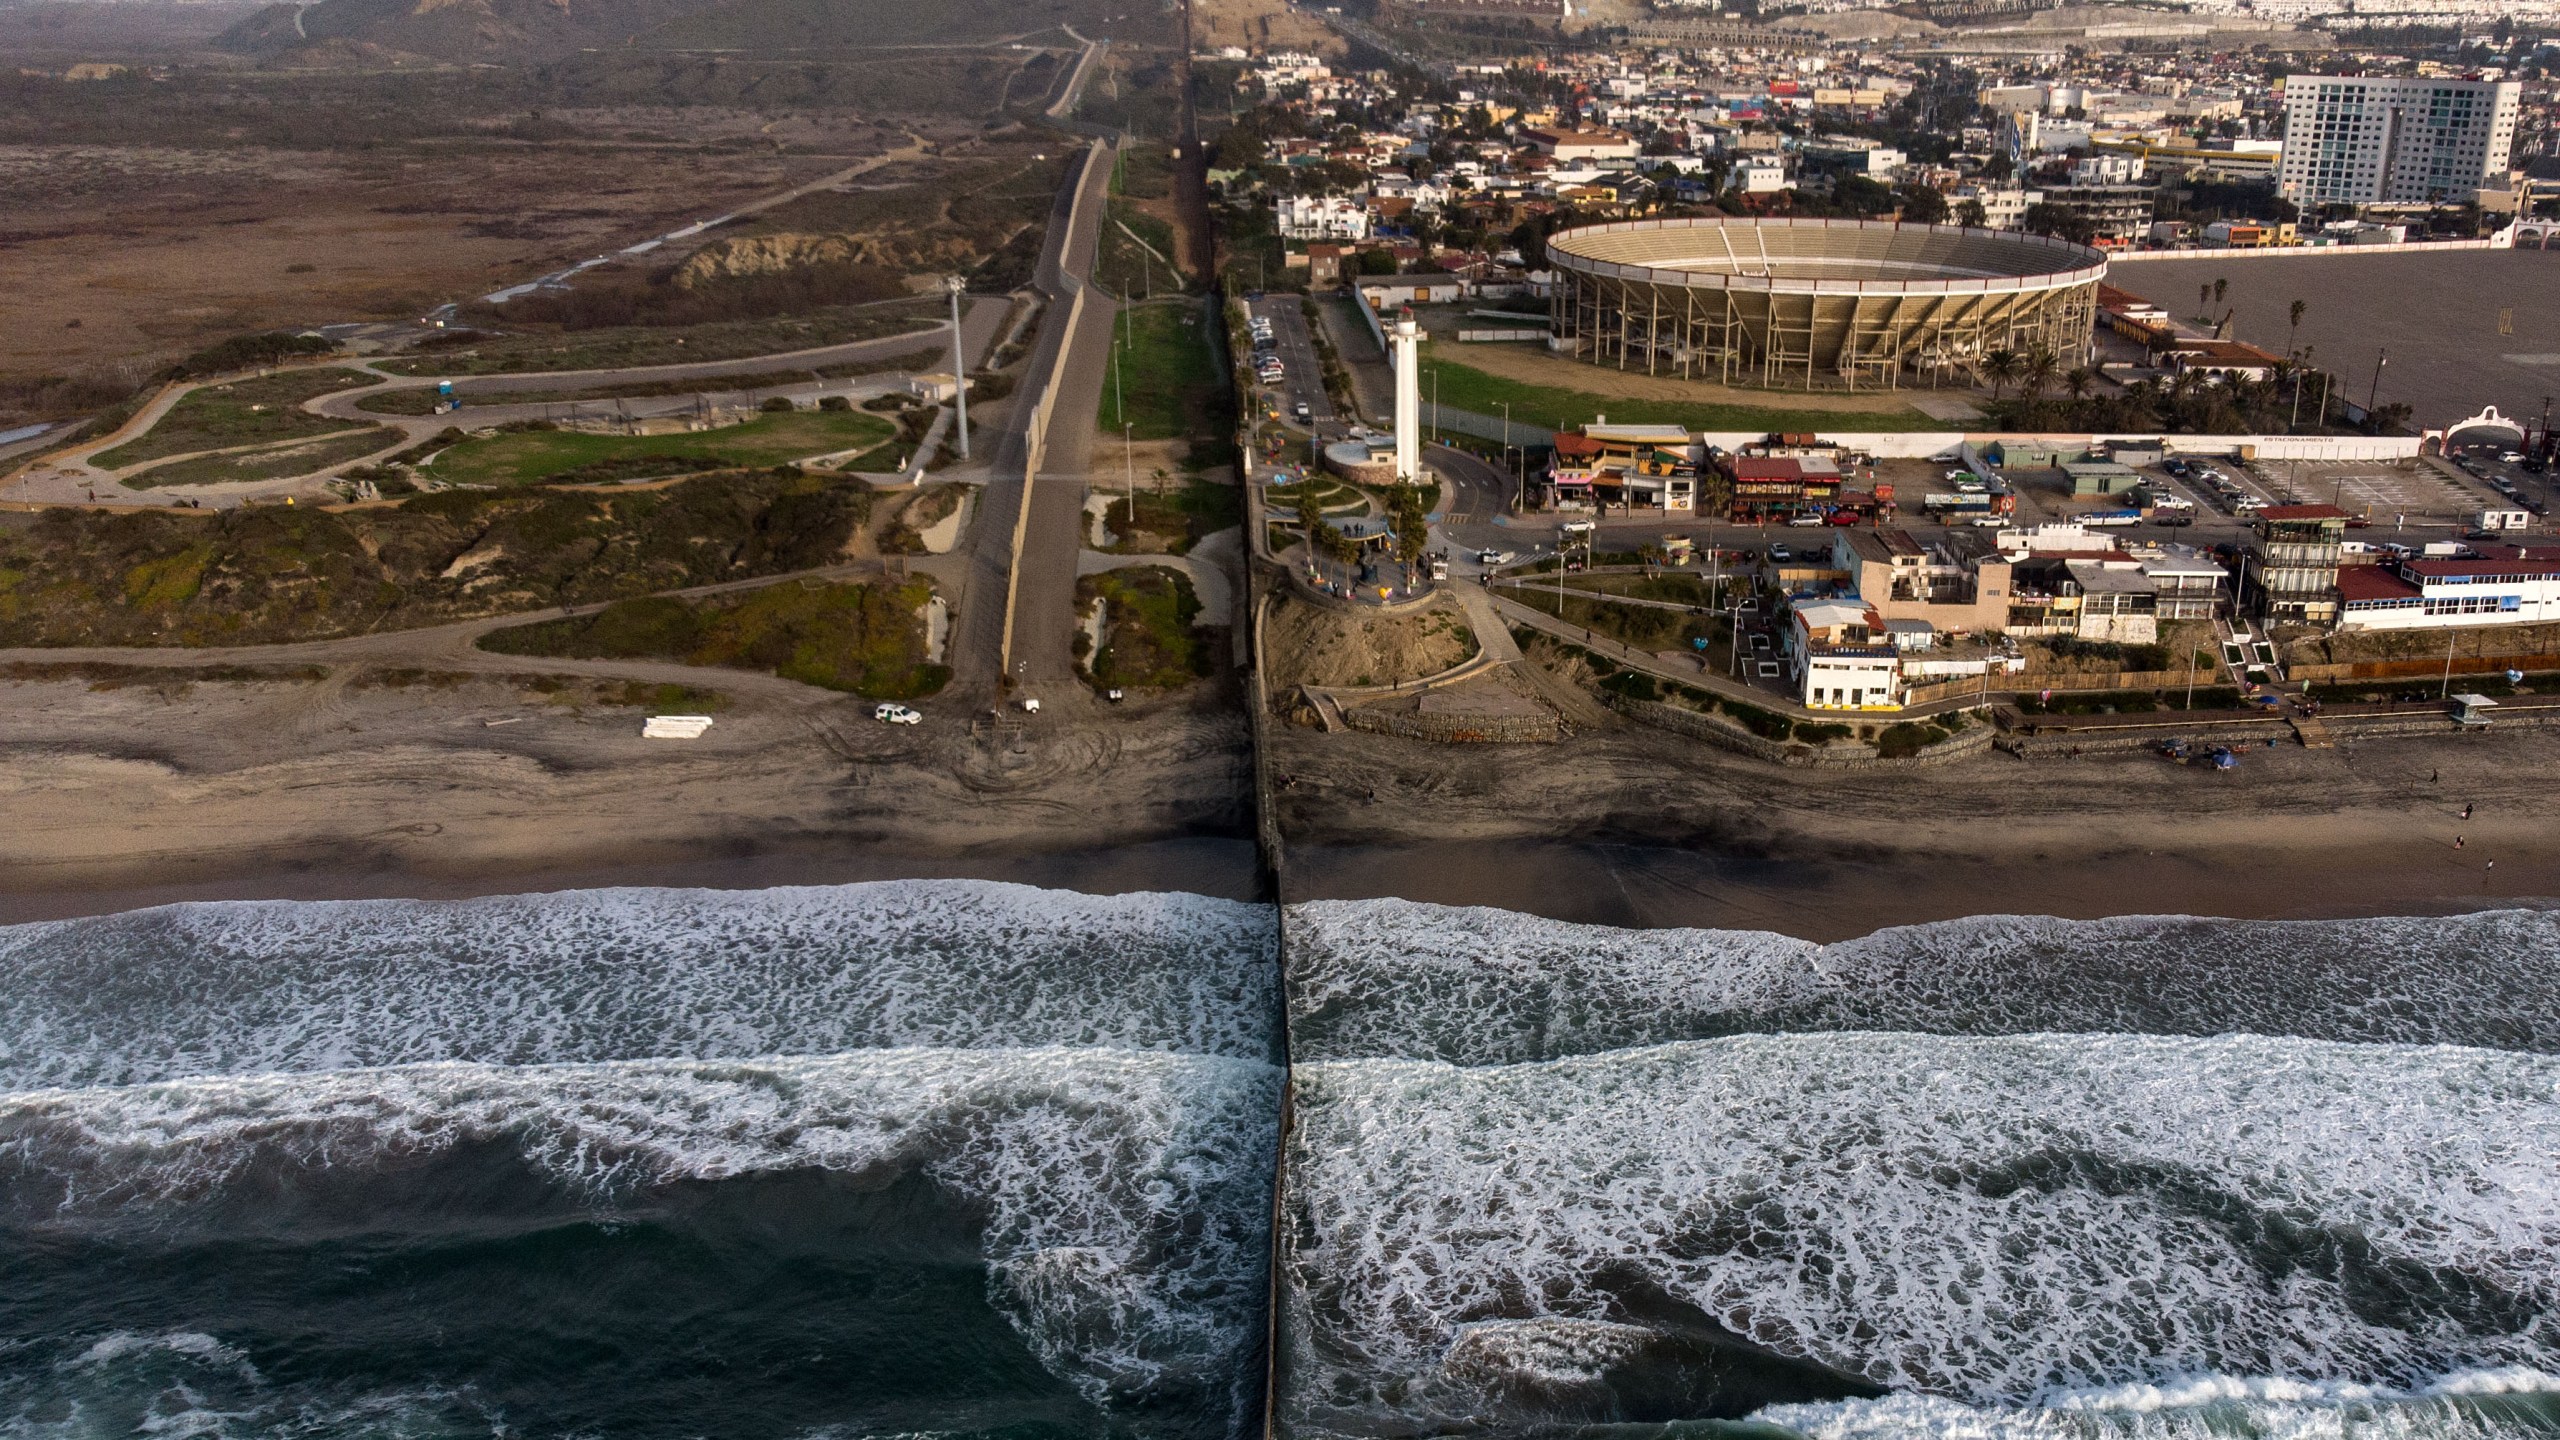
(0, 834), (1267, 926)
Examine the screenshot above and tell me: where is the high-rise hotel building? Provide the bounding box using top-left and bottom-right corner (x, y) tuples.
(2276, 74), (2520, 209)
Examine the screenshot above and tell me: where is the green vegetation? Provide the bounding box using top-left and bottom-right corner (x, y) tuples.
(1418, 356), (1938, 435)
(166, 332), (335, 381)
(425, 411), (893, 487)
(0, 470), (873, 647)
(1079, 566), (1214, 691)
(2012, 687), (2244, 715)
(1099, 303), (1227, 442)
(1527, 588), (1715, 653)
(375, 303), (942, 378)
(1099, 479), (1243, 555)
(1265, 477), (1364, 515)
(478, 580), (948, 699)
(131, 428), (396, 489)
(93, 369), (378, 470)
(354, 350), (939, 416)
(1793, 720), (1855, 745)
(1876, 720), (1952, 758)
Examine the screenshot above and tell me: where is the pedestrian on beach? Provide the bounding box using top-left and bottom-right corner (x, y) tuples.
(2462, 803), (2474, 820)
(2455, 835), (2466, 850)
(2487, 859), (2497, 873)
(2432, 768), (2439, 783)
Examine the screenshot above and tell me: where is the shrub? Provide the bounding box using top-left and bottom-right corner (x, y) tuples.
(166, 331), (333, 380)
(760, 396), (797, 413)
(1793, 720), (1854, 745)
(1600, 670), (1659, 703)
(817, 395), (851, 412)
(1718, 699), (1794, 741)
(1876, 721), (1950, 759)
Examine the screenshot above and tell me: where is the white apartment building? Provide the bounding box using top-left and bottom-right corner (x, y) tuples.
(2277, 74), (2521, 208)
(1276, 196), (1371, 242)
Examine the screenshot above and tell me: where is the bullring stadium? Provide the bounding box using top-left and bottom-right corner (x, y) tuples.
(1545, 218), (2107, 392)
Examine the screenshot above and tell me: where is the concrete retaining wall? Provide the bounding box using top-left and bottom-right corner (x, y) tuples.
(1343, 705), (1558, 743)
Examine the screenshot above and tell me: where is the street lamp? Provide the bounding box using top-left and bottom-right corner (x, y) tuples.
(1124, 421), (1136, 532)
(944, 275), (971, 462)
(2367, 347), (2388, 418)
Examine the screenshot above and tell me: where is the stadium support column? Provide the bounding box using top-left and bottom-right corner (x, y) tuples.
(1392, 311), (1422, 486)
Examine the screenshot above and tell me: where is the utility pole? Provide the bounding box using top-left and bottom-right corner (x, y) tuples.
(1125, 421), (1136, 531)
(2442, 626), (2457, 697)
(945, 275), (971, 462)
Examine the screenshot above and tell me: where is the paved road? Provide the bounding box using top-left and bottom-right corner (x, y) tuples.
(950, 138), (1115, 696)
(1248, 296), (1336, 434)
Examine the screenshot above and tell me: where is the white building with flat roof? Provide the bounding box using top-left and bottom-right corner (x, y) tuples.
(2277, 74), (2520, 208)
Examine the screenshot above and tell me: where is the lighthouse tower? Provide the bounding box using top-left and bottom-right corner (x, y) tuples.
(1391, 311), (1422, 485)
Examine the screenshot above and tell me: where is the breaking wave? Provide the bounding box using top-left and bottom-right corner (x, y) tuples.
(0, 1046), (1282, 1428)
(1285, 901), (2560, 1064)
(0, 880), (1280, 1089)
(1278, 1032), (2560, 1435)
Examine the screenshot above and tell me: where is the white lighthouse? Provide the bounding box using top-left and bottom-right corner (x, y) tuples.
(1390, 311), (1422, 486)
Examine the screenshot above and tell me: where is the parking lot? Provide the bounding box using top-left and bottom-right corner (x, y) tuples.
(1246, 295), (1335, 435)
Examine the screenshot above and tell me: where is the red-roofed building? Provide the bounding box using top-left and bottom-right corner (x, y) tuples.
(2337, 544), (2560, 631)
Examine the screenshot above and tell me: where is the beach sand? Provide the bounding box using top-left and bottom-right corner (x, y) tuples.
(0, 671), (1260, 923)
(1270, 722), (2560, 940)
(6, 668), (2552, 939)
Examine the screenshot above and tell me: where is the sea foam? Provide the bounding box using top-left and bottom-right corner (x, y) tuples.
(0, 1046), (1283, 1424)
(1755, 1368), (2560, 1440)
(0, 880), (1280, 1089)
(1279, 1031), (2560, 1429)
(1285, 900), (2560, 1063)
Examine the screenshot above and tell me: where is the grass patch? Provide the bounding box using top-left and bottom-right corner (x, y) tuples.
(130, 428), (396, 489)
(1526, 590), (1715, 653)
(425, 411), (894, 487)
(1418, 355), (1937, 435)
(374, 304), (942, 378)
(0, 470), (874, 648)
(478, 580), (947, 699)
(1098, 302), (1227, 442)
(1099, 479), (1242, 555)
(353, 350), (943, 415)
(94, 369), (378, 470)
(1079, 566), (1214, 691)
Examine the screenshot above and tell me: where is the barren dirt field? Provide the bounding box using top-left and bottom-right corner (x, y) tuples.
(0, 111), (925, 381)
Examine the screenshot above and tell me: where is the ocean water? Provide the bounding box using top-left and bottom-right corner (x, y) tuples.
(9, 885), (2558, 1439)
(0, 882), (1284, 1440)
(1275, 900), (2560, 1440)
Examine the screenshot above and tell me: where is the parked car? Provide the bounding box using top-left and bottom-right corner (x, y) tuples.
(1293, 401), (1311, 422)
(1477, 548), (1515, 566)
(1787, 513), (1828, 527)
(873, 703), (921, 725)
(1767, 543), (1794, 562)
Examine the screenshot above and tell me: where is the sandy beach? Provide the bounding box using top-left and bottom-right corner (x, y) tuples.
(0, 668), (1258, 923)
(1270, 721), (2560, 940)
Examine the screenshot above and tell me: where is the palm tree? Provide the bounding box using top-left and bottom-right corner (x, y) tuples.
(2062, 365), (2096, 403)
(2287, 298), (2307, 357)
(1983, 347), (2021, 399)
(2212, 276), (2230, 309)
(2020, 344), (2059, 403)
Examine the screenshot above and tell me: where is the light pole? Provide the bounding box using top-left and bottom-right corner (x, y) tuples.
(1124, 421), (1136, 532)
(944, 275), (971, 462)
(2367, 347), (2388, 418)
